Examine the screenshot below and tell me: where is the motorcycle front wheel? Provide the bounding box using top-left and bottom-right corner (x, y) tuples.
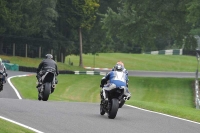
(100, 103), (105, 115)
(108, 98), (119, 119)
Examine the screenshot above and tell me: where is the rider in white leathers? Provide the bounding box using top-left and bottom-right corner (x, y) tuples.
(100, 64), (131, 100)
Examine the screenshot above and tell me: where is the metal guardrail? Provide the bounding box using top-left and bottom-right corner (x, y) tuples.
(195, 50), (200, 109)
(74, 71), (106, 75)
(144, 49), (183, 55)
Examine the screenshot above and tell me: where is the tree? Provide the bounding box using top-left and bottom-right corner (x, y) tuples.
(101, 0), (193, 52)
(0, 0), (59, 55)
(186, 0), (200, 36)
(81, 0), (123, 54)
(38, 0), (58, 39)
(64, 0), (100, 67)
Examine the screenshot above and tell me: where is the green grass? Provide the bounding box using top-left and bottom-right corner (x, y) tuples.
(1, 53), (198, 72)
(66, 53), (197, 72)
(10, 75), (200, 123)
(0, 118), (35, 133)
(0, 55), (85, 71)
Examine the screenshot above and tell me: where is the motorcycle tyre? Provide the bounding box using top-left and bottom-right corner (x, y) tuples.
(0, 80), (3, 92)
(108, 98), (119, 119)
(42, 82), (51, 101)
(0, 85), (3, 92)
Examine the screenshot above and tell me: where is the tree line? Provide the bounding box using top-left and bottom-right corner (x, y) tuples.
(0, 0), (200, 63)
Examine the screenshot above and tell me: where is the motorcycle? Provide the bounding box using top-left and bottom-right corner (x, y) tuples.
(100, 86), (128, 119)
(0, 69), (6, 92)
(37, 68), (56, 101)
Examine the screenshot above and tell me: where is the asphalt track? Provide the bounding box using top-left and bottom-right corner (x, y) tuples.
(0, 70), (200, 133)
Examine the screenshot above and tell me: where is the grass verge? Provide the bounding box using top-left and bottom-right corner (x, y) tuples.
(66, 53), (197, 72)
(0, 53), (198, 72)
(0, 118), (35, 133)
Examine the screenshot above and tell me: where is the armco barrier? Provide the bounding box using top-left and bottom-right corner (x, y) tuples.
(19, 66), (37, 72)
(59, 70), (75, 74)
(4, 63), (19, 71)
(74, 71), (106, 75)
(10, 65), (102, 75)
(144, 49), (183, 55)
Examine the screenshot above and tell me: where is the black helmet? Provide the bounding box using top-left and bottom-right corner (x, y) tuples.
(45, 54), (53, 59)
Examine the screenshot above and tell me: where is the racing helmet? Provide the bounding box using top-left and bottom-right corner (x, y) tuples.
(114, 64), (124, 72)
(45, 54), (53, 59)
(116, 61), (124, 67)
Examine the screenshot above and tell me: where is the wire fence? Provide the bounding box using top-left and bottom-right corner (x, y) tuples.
(2, 43), (54, 58)
(0, 35), (71, 62)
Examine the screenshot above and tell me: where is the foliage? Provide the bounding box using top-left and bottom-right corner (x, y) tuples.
(101, 0), (199, 51)
(1, 0), (200, 57)
(186, 0), (200, 36)
(38, 0), (58, 38)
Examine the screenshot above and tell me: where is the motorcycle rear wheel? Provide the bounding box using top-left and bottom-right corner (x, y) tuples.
(42, 83), (51, 101)
(108, 98), (119, 119)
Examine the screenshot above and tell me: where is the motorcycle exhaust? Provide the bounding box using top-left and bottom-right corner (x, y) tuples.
(52, 84), (56, 88)
(123, 97), (128, 101)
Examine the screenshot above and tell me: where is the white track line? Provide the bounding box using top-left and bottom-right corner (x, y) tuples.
(0, 116), (44, 133)
(7, 75), (27, 99)
(125, 104), (200, 125)
(1, 74), (45, 133)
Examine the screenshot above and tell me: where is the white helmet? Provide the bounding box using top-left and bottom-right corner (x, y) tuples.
(114, 64), (124, 72)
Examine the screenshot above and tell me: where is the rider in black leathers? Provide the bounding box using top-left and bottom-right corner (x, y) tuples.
(36, 54), (59, 88)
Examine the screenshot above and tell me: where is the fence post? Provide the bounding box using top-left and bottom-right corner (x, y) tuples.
(25, 44), (27, 58)
(39, 46), (41, 58)
(195, 49), (200, 109)
(61, 53), (63, 63)
(13, 43), (15, 56)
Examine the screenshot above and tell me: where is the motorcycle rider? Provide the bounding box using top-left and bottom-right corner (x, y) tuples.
(112, 61), (129, 87)
(112, 61), (128, 75)
(100, 63), (131, 101)
(0, 58), (8, 84)
(36, 54), (59, 89)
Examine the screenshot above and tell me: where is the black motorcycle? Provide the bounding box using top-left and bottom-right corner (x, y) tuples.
(37, 69), (56, 101)
(0, 70), (4, 92)
(100, 86), (128, 119)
